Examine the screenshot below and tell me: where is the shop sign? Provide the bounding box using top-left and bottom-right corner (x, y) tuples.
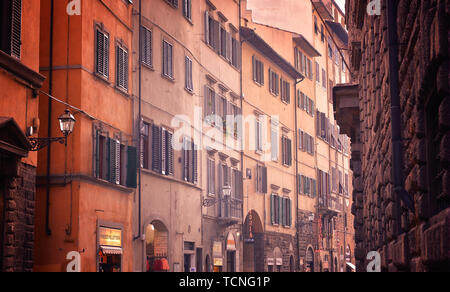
(276, 258), (283, 266)
(267, 258), (274, 266)
(227, 233), (236, 251)
(214, 258), (223, 267)
(213, 241), (223, 258)
(99, 227), (122, 247)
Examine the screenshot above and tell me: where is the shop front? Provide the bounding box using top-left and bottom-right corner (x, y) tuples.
(213, 241), (223, 272)
(145, 221), (169, 272)
(97, 223), (124, 272)
(226, 233), (237, 272)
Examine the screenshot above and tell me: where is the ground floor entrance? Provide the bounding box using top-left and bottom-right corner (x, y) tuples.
(243, 210), (264, 272)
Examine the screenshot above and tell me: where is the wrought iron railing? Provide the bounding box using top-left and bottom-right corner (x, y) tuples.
(218, 196), (243, 220)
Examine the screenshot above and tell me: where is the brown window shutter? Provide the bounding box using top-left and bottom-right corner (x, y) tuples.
(262, 167), (268, 194)
(205, 11), (210, 44)
(10, 0), (22, 59)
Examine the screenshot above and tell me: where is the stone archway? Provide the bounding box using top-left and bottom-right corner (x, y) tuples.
(145, 220), (169, 272)
(306, 247), (314, 272)
(243, 210), (264, 272)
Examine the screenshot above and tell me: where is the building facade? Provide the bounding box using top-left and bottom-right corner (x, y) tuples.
(335, 0), (450, 272)
(132, 0), (244, 273)
(34, 0), (136, 272)
(0, 0), (45, 272)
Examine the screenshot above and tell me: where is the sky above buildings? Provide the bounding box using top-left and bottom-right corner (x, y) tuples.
(335, 0), (345, 13)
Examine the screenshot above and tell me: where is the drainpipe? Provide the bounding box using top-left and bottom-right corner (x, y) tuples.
(294, 77), (304, 272)
(45, 0), (55, 236)
(134, 0), (143, 246)
(386, 0), (415, 213)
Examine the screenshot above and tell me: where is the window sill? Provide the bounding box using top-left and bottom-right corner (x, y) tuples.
(184, 16), (193, 26)
(93, 72), (111, 86)
(142, 62), (154, 71)
(161, 73), (176, 83)
(115, 86), (130, 98)
(185, 87), (194, 95)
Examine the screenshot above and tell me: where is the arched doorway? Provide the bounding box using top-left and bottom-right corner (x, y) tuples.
(306, 247), (314, 272)
(145, 220), (169, 272)
(243, 210), (264, 272)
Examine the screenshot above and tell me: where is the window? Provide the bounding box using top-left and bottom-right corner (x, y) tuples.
(297, 91), (314, 116)
(307, 59), (313, 80)
(0, 0), (21, 59)
(322, 68), (327, 88)
(255, 117), (263, 152)
(252, 56), (264, 85)
(207, 159), (215, 195)
(256, 165), (268, 193)
(141, 26), (152, 67)
(315, 62), (320, 83)
(320, 24), (325, 42)
(299, 130), (314, 155)
(270, 194), (292, 227)
(328, 37), (333, 58)
(271, 121), (279, 162)
(231, 37), (240, 69)
(140, 122), (151, 169)
(162, 40), (173, 78)
(182, 137), (198, 184)
(219, 25), (227, 58)
(165, 0), (178, 8)
(204, 86), (215, 118)
(205, 11), (219, 51)
(269, 69), (279, 96)
(185, 56), (193, 91)
(281, 79), (290, 104)
(314, 16), (318, 34)
(93, 132), (137, 188)
(116, 44), (129, 92)
(182, 0), (191, 20)
(232, 169), (243, 200)
(298, 175), (317, 198)
(95, 27), (109, 79)
(151, 125), (174, 176)
(282, 136), (292, 166)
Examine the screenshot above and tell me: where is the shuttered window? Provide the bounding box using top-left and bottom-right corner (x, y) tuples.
(93, 131), (136, 188)
(151, 125), (173, 176)
(116, 44), (129, 91)
(165, 0), (178, 8)
(270, 195), (291, 227)
(256, 165), (267, 194)
(207, 159), (215, 195)
(185, 56), (193, 92)
(282, 136), (292, 166)
(252, 56), (264, 85)
(95, 28), (109, 79)
(0, 0), (22, 59)
(271, 122), (279, 161)
(182, 137), (198, 184)
(204, 86), (215, 118)
(281, 79), (290, 104)
(162, 40), (173, 79)
(141, 122), (151, 169)
(255, 118), (263, 152)
(205, 11), (219, 51)
(322, 68), (327, 88)
(141, 26), (152, 67)
(231, 37), (240, 69)
(182, 0), (191, 20)
(269, 69), (279, 96)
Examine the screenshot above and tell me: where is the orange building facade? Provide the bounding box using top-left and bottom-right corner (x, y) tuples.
(0, 0), (45, 272)
(34, 0), (136, 272)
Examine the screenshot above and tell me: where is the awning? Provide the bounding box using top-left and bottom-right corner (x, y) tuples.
(100, 246), (123, 255)
(346, 262), (356, 270)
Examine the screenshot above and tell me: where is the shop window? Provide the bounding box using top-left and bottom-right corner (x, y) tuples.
(146, 221), (169, 272)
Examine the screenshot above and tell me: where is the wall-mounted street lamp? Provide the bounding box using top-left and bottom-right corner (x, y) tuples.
(202, 185), (232, 207)
(30, 109), (76, 151)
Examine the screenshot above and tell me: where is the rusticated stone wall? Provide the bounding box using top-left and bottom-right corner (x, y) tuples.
(346, 0), (450, 272)
(1, 160), (36, 272)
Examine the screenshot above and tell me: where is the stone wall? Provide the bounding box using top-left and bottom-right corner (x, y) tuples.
(1, 162), (36, 272)
(346, 0), (450, 272)
(296, 210), (319, 271)
(264, 232), (296, 272)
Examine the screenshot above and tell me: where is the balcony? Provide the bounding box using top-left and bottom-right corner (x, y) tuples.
(318, 194), (341, 216)
(218, 196), (243, 226)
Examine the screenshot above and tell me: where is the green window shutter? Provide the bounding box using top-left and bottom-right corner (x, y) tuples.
(94, 131), (100, 178)
(278, 196), (282, 225)
(270, 195), (274, 225)
(109, 138), (116, 184)
(288, 199), (292, 226)
(126, 146), (138, 188)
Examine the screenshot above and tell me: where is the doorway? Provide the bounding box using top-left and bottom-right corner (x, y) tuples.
(145, 221), (169, 272)
(196, 248), (203, 272)
(227, 251), (236, 272)
(205, 255), (211, 272)
(184, 254), (192, 272)
(243, 211), (264, 272)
